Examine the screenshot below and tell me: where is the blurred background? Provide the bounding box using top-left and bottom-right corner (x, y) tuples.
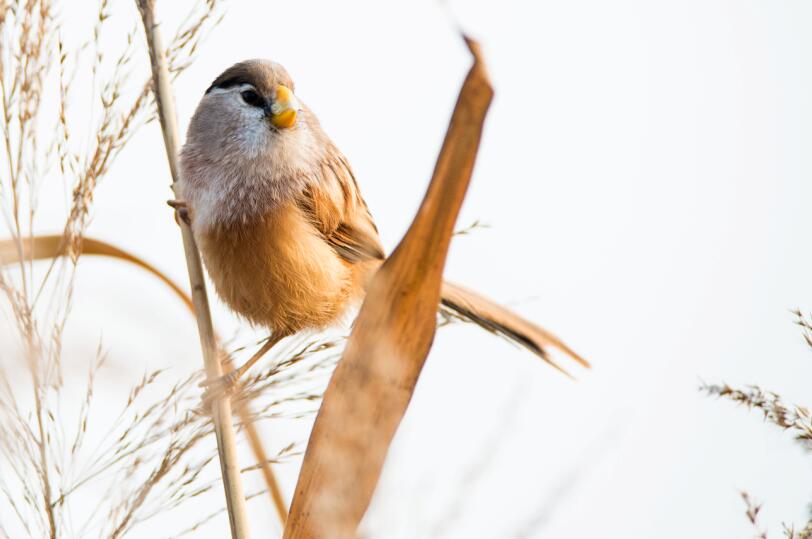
(4, 0), (812, 537)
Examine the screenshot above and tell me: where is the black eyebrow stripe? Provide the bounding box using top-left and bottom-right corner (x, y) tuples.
(205, 77), (251, 94)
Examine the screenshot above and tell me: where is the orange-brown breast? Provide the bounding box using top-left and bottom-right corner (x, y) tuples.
(195, 201), (368, 335)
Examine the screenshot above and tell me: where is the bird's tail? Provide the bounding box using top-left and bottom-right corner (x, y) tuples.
(440, 281), (589, 378)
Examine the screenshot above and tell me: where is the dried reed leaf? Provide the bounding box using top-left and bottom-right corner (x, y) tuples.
(0, 235), (193, 312)
(284, 36), (493, 539)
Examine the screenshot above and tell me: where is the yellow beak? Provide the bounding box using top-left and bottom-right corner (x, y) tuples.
(270, 85), (298, 129)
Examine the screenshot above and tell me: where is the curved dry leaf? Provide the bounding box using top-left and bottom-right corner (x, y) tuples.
(0, 235), (193, 312)
(284, 36), (494, 539)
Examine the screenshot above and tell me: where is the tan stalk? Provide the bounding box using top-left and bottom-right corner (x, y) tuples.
(135, 1), (251, 537)
(243, 421), (288, 524)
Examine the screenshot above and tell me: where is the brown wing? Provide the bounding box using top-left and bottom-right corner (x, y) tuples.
(297, 153), (385, 264)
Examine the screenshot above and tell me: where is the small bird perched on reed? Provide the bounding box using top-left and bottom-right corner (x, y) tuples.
(173, 59), (587, 394)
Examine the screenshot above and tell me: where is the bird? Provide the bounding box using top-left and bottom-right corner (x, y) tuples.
(173, 59), (587, 395)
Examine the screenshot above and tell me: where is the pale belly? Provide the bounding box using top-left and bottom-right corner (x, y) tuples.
(194, 203), (359, 335)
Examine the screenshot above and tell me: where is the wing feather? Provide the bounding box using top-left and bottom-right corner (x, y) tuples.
(297, 151), (385, 264)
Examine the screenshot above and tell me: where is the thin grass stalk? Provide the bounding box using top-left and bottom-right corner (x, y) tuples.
(241, 420), (287, 524)
(29, 339), (56, 539)
(134, 2), (251, 537)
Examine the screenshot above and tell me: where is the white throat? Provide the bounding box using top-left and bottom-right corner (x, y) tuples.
(180, 115), (323, 231)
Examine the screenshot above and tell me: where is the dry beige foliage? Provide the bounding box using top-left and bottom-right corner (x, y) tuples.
(0, 1), (297, 537)
(704, 309), (812, 538)
(1, 3), (585, 537)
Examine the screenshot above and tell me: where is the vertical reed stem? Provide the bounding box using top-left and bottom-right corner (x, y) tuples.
(135, 2), (251, 537)
(241, 418), (288, 524)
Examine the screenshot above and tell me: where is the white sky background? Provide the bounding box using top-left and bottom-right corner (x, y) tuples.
(6, 0), (812, 537)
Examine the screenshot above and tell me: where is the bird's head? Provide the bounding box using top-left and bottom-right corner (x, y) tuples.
(185, 59), (306, 159)
(180, 59), (327, 228)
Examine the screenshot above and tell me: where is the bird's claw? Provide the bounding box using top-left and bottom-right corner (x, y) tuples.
(167, 199), (191, 226)
(200, 370), (240, 404)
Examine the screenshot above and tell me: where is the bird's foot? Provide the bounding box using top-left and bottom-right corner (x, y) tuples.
(200, 370), (240, 404)
(167, 199), (191, 226)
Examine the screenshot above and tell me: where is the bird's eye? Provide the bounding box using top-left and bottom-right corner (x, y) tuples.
(240, 89), (264, 108)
